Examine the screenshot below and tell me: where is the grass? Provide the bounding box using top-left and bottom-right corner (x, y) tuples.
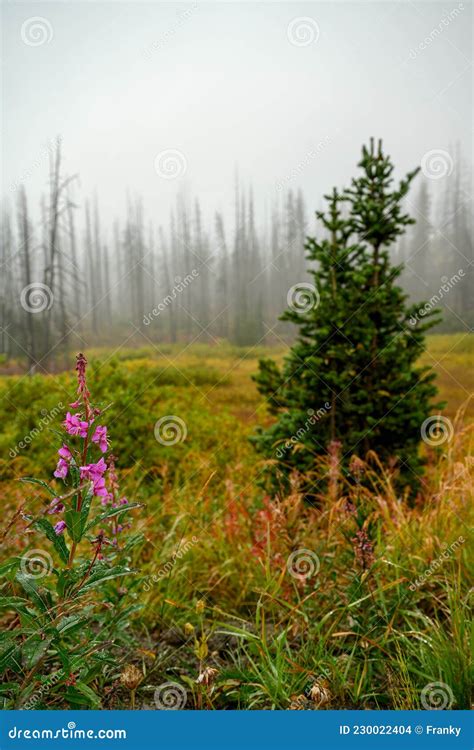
(0, 334), (472, 709)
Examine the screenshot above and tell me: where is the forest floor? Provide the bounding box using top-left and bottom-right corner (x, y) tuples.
(0, 333), (472, 709)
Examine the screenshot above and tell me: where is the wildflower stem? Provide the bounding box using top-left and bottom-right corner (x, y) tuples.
(73, 536), (103, 591)
(67, 541), (77, 569)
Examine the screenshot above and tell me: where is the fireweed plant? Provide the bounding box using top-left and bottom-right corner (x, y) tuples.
(1, 354), (141, 709)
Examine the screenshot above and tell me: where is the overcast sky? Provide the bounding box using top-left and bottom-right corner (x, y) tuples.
(2, 1), (472, 230)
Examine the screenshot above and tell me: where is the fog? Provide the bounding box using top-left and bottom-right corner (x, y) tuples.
(3, 1), (472, 224)
(1, 1), (472, 367)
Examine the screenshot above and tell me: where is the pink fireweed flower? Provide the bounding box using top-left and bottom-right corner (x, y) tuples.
(53, 458), (69, 479)
(92, 476), (109, 498)
(80, 457), (107, 481)
(54, 520), (67, 535)
(80, 458), (108, 497)
(92, 425), (108, 453)
(64, 412), (89, 438)
(48, 498), (65, 514)
(54, 445), (72, 478)
(58, 444), (72, 460)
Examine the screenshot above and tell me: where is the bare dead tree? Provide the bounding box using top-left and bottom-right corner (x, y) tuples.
(0, 211), (14, 358)
(67, 188), (83, 328)
(42, 137), (78, 362)
(215, 211), (229, 339)
(160, 225), (177, 342)
(85, 200), (99, 334)
(17, 187), (36, 373)
(42, 137), (62, 358)
(103, 243), (113, 329)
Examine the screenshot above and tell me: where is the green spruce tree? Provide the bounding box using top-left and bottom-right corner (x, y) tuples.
(252, 139), (442, 498)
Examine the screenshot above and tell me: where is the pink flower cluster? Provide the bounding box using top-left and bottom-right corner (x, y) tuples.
(80, 457), (108, 498)
(64, 412), (89, 438)
(53, 445), (72, 479)
(92, 425), (108, 453)
(50, 353), (127, 538)
(63, 414), (109, 453)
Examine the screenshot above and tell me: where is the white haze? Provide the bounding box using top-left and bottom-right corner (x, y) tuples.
(2, 1), (472, 228)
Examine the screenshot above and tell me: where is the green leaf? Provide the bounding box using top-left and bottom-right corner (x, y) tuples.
(69, 465), (81, 486)
(22, 635), (53, 669)
(65, 508), (83, 543)
(0, 641), (21, 672)
(33, 518), (69, 564)
(79, 564), (135, 593)
(0, 682), (20, 695)
(122, 532), (145, 552)
(0, 595), (35, 616)
(0, 597), (37, 629)
(21, 477), (56, 497)
(56, 615), (90, 635)
(55, 569), (77, 598)
(15, 573), (52, 614)
(0, 558), (21, 578)
(81, 662), (105, 683)
(79, 488), (94, 535)
(65, 683), (101, 708)
(84, 503), (142, 534)
(55, 643), (71, 674)
(74, 681), (101, 707)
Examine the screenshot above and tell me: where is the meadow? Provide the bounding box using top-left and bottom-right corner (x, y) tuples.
(0, 333), (472, 710)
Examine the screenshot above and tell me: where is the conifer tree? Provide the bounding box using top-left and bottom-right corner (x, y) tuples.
(252, 139), (442, 498)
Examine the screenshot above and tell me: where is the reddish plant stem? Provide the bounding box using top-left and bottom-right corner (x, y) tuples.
(67, 385), (93, 568)
(74, 537), (103, 592)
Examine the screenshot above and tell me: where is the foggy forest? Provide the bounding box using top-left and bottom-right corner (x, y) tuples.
(0, 0), (472, 728)
(1, 138), (472, 371)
